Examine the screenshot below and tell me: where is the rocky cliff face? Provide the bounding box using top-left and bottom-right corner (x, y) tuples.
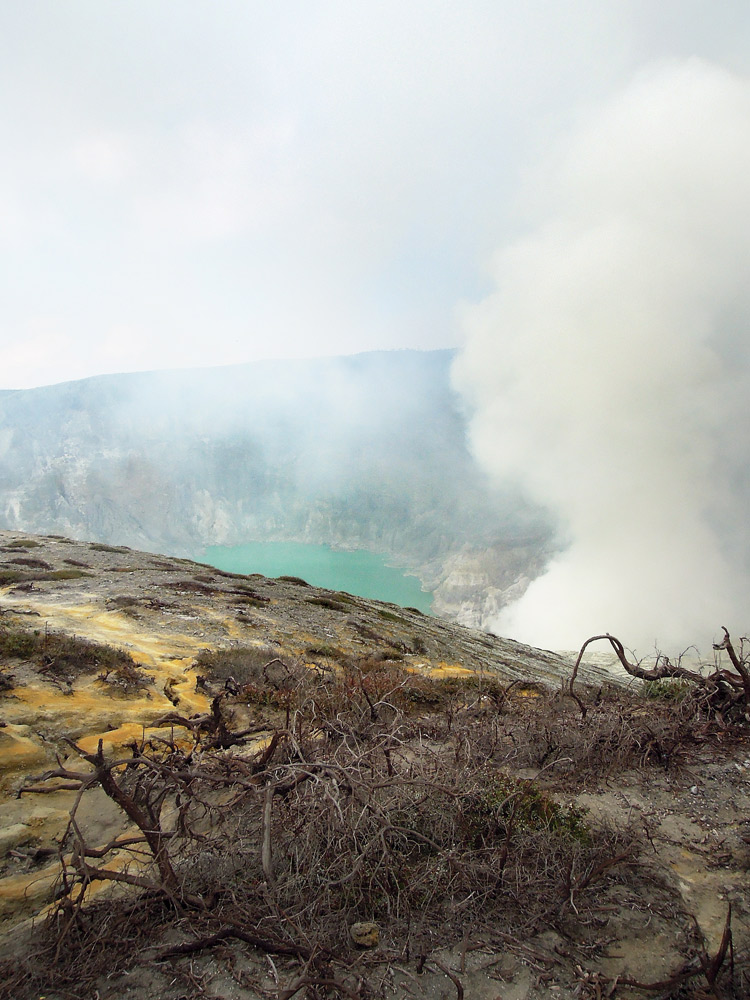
(0, 351), (555, 625)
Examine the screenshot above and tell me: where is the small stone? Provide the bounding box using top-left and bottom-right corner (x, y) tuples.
(690, 785), (699, 795)
(349, 921), (379, 947)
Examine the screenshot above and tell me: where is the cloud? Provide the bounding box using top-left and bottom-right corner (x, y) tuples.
(0, 2), (632, 387)
(454, 58), (750, 653)
(1, 4), (750, 388)
(69, 132), (137, 185)
(1, 319), (77, 388)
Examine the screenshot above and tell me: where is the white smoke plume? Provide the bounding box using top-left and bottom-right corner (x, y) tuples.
(454, 58), (750, 653)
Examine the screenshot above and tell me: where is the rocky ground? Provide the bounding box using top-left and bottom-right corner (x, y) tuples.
(0, 531), (749, 999)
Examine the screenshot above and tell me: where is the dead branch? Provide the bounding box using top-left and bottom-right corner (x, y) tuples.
(714, 627), (750, 706)
(21, 738), (181, 896)
(261, 784), (274, 883)
(430, 957), (464, 999)
(152, 924), (314, 962)
(570, 630), (750, 720)
(703, 902), (733, 987)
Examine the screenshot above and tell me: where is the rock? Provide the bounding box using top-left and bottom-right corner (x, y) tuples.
(0, 725), (52, 782)
(349, 921), (379, 947)
(0, 823), (32, 855)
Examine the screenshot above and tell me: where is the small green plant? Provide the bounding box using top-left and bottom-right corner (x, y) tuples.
(367, 647), (405, 662)
(431, 673), (506, 699)
(377, 609), (405, 624)
(232, 594), (269, 607)
(332, 591), (358, 605)
(278, 575), (310, 586)
(469, 775), (590, 844)
(0, 627), (38, 659)
(5, 539), (42, 549)
(643, 677), (693, 702)
(89, 543), (129, 553)
(305, 596), (346, 612)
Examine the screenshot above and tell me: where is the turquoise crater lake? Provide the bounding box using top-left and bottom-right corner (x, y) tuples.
(201, 542), (433, 614)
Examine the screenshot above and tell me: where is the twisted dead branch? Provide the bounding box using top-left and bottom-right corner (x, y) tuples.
(569, 628), (750, 722)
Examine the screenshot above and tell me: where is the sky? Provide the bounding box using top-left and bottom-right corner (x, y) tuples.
(3, 1), (750, 390)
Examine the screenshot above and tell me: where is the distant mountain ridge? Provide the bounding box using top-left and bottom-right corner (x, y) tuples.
(0, 350), (553, 626)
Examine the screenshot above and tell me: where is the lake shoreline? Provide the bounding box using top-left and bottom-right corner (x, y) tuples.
(199, 540), (433, 614)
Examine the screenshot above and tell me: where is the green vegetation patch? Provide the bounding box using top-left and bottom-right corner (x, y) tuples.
(88, 543), (129, 554)
(643, 677), (694, 702)
(0, 623), (147, 692)
(0, 569), (33, 585)
(377, 608), (405, 624)
(305, 596), (347, 612)
(5, 539), (42, 549)
(39, 569), (94, 581)
(0, 566), (94, 585)
(0, 627), (39, 660)
(332, 591), (358, 605)
(232, 594), (270, 608)
(277, 575), (309, 586)
(467, 774), (590, 845)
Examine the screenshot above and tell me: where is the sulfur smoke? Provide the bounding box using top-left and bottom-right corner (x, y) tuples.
(454, 59), (750, 653)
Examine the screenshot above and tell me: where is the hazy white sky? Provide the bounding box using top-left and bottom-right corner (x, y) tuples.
(2, 1), (749, 389)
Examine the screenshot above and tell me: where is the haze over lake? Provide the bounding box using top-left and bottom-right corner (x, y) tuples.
(201, 542), (433, 614)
